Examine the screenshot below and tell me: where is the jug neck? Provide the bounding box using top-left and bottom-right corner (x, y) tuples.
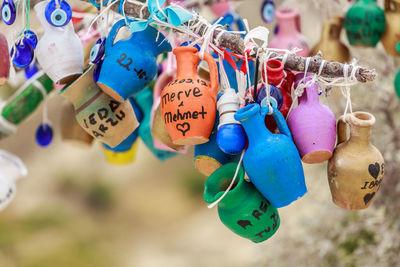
(295, 73), (320, 105)
(263, 59), (284, 86)
(276, 9), (300, 35)
(174, 47), (200, 78)
(347, 112), (375, 145)
(321, 20), (342, 41)
(60, 67), (96, 106)
(235, 104), (271, 144)
(204, 163), (248, 209)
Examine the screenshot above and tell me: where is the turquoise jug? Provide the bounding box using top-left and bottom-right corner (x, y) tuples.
(97, 19), (172, 102)
(234, 104), (307, 208)
(204, 163), (280, 243)
(134, 86), (177, 161)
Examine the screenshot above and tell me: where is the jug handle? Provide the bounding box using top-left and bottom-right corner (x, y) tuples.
(262, 106), (293, 139)
(384, 0), (391, 11)
(337, 115), (349, 145)
(202, 52), (219, 100)
(105, 19), (127, 57)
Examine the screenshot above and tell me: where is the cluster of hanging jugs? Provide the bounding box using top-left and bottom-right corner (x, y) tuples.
(0, 0), (387, 243)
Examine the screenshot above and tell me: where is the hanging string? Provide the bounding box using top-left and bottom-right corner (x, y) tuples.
(32, 80), (50, 125)
(207, 151), (244, 209)
(218, 54), (231, 91)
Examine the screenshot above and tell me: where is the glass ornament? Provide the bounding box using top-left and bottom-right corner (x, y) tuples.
(45, 0), (72, 27)
(35, 123), (53, 147)
(93, 59), (103, 83)
(89, 37), (106, 64)
(24, 61), (39, 79)
(23, 30), (38, 49)
(256, 85), (283, 110)
(10, 39), (34, 68)
(1, 0), (16, 25)
(261, 0), (275, 23)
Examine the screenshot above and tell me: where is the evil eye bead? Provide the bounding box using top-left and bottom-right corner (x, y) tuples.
(261, 0), (275, 24)
(10, 39), (34, 68)
(23, 30), (38, 49)
(45, 0), (72, 27)
(1, 0), (16, 25)
(90, 37), (106, 64)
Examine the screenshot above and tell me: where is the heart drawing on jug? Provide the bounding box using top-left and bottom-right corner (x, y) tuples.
(176, 122), (190, 136)
(363, 192), (375, 205)
(368, 162), (380, 179)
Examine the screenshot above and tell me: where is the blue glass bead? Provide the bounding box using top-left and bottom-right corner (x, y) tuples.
(1, 0), (16, 25)
(256, 85), (283, 110)
(217, 124), (247, 155)
(274, 24), (279, 35)
(36, 123), (53, 147)
(23, 30), (38, 49)
(25, 61), (39, 79)
(90, 37), (106, 64)
(157, 64), (163, 77)
(45, 0), (72, 27)
(261, 0), (275, 24)
(93, 60), (103, 83)
(11, 39), (34, 68)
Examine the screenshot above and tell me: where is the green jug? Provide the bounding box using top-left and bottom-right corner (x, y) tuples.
(344, 0), (386, 47)
(204, 163), (280, 243)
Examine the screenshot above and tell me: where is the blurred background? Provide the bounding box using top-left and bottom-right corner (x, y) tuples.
(0, 0), (400, 266)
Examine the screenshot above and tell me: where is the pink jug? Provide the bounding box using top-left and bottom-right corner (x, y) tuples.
(287, 73), (336, 164)
(0, 32), (9, 85)
(269, 9), (310, 57)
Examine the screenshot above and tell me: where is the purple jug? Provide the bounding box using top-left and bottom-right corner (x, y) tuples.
(287, 73), (336, 164)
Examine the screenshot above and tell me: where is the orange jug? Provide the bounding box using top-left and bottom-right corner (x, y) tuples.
(160, 47), (219, 145)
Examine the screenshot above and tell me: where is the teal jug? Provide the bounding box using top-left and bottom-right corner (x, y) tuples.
(234, 104), (307, 208)
(134, 86), (177, 161)
(204, 163), (280, 243)
(97, 19), (172, 102)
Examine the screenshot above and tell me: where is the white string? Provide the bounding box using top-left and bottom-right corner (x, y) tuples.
(207, 151), (244, 209)
(218, 54), (230, 91)
(198, 17), (223, 59)
(32, 80), (49, 124)
(87, 0), (120, 35)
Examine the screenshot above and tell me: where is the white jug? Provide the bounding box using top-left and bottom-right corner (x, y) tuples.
(34, 0), (84, 84)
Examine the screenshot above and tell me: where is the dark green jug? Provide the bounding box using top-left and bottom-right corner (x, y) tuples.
(344, 0), (386, 47)
(204, 163), (280, 243)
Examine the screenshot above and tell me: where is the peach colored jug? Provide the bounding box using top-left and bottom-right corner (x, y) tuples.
(328, 112), (384, 210)
(160, 46), (219, 145)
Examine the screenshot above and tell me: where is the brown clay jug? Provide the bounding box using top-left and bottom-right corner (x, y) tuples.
(60, 100), (94, 146)
(160, 46), (219, 145)
(328, 112), (384, 210)
(381, 0), (400, 56)
(312, 16), (350, 63)
(60, 66), (139, 148)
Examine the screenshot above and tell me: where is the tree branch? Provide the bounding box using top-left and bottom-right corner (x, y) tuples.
(82, 0), (376, 83)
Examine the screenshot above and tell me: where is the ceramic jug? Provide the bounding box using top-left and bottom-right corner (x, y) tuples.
(34, 0), (84, 84)
(194, 113), (239, 177)
(161, 46), (219, 145)
(287, 73), (336, 164)
(381, 0), (400, 56)
(0, 71), (53, 138)
(97, 19), (172, 102)
(204, 163), (280, 243)
(60, 100), (94, 146)
(328, 112), (384, 210)
(344, 0), (386, 47)
(269, 9), (309, 57)
(134, 86), (177, 161)
(261, 59), (294, 133)
(102, 98), (143, 152)
(102, 141), (139, 165)
(0, 32), (9, 85)
(151, 66), (188, 153)
(60, 66), (139, 148)
(234, 104), (307, 208)
(0, 150), (27, 211)
(312, 17), (350, 63)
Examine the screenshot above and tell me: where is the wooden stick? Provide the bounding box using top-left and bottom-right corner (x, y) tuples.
(82, 0), (377, 83)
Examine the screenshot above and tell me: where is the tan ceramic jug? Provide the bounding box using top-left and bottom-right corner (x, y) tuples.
(328, 112), (384, 210)
(312, 17), (350, 63)
(381, 0), (400, 56)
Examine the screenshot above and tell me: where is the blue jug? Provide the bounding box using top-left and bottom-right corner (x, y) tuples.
(97, 19), (172, 102)
(234, 104), (307, 208)
(134, 86), (177, 161)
